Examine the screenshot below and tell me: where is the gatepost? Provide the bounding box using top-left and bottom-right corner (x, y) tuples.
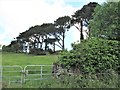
(0, 45), (2, 90)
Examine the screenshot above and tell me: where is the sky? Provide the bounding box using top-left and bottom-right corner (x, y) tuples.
(0, 0), (106, 50)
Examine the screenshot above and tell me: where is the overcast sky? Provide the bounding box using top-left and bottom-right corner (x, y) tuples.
(0, 0), (106, 50)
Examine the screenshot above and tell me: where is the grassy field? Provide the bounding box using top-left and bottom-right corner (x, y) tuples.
(2, 52), (59, 88)
(2, 52), (58, 67)
(1, 52), (119, 88)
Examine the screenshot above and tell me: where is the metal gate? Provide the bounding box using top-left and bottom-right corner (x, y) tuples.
(0, 65), (23, 85)
(23, 65), (53, 83)
(1, 65), (54, 84)
(0, 65), (2, 89)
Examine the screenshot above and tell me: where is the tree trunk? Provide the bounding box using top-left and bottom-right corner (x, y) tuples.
(62, 31), (65, 50)
(45, 35), (48, 51)
(53, 42), (55, 52)
(37, 42), (39, 49)
(80, 19), (84, 40)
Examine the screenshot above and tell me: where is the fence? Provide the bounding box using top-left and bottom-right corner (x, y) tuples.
(0, 65), (54, 85)
(0, 65), (2, 89)
(23, 65), (54, 83)
(0, 65), (23, 85)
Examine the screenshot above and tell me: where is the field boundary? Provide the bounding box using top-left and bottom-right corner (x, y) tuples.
(0, 65), (23, 85)
(0, 65), (54, 85)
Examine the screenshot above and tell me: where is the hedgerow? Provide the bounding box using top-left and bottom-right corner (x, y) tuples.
(58, 37), (119, 74)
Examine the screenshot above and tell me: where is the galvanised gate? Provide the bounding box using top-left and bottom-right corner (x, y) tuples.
(0, 65), (54, 85)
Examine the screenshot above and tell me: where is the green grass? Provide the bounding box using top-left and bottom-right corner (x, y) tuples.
(2, 52), (58, 88)
(0, 51), (2, 66)
(1, 52), (119, 88)
(2, 52), (58, 67)
(3, 72), (119, 88)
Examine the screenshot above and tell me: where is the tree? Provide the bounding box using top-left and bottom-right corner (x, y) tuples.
(2, 40), (23, 53)
(54, 16), (71, 50)
(90, 2), (119, 41)
(16, 22), (69, 54)
(69, 2), (98, 41)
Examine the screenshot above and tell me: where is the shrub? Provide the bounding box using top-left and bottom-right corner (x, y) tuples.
(58, 37), (119, 74)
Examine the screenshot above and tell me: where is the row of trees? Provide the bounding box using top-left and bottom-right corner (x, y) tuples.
(3, 2), (98, 54)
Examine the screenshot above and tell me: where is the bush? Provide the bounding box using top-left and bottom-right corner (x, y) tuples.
(6, 70), (118, 88)
(58, 37), (119, 74)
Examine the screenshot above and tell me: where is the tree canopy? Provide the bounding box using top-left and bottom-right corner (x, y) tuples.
(15, 17), (70, 54)
(70, 2), (98, 40)
(89, 2), (119, 41)
(4, 2), (100, 54)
